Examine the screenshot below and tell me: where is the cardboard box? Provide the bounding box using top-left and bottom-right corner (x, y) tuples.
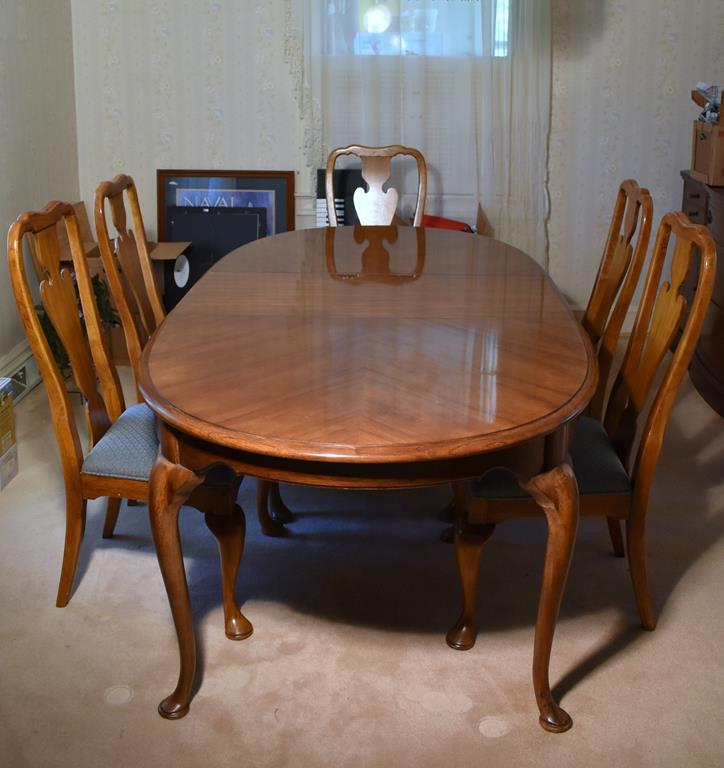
(149, 240), (191, 297)
(691, 120), (724, 187)
(0, 377), (18, 491)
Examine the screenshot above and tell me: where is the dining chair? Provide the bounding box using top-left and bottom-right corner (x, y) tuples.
(446, 211), (716, 650)
(94, 174), (165, 399)
(439, 181), (652, 536)
(581, 180), (653, 557)
(7, 201), (158, 607)
(325, 144), (428, 227)
(95, 175), (288, 537)
(9, 202), (254, 628)
(582, 179), (653, 422)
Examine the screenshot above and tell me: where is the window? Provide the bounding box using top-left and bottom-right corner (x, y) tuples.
(326, 0), (510, 58)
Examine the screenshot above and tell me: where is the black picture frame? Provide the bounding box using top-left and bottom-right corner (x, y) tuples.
(156, 169), (295, 240)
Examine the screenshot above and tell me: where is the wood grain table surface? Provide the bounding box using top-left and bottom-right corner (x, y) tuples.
(139, 225), (597, 732)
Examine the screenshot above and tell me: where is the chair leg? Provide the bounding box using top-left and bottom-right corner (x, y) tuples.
(446, 510), (495, 651)
(256, 480), (286, 537)
(606, 517), (625, 557)
(626, 514), (656, 630)
(268, 481), (294, 523)
(204, 505), (253, 640)
(102, 497), (122, 539)
(56, 489), (87, 607)
(438, 496), (456, 522)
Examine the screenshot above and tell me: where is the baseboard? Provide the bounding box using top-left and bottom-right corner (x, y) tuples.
(294, 192), (318, 229)
(0, 340), (30, 376)
(0, 340), (41, 402)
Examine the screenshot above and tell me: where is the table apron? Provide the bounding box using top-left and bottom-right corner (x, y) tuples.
(158, 420), (577, 490)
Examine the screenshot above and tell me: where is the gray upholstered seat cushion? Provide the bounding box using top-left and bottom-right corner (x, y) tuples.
(569, 416), (632, 495)
(81, 403), (158, 481)
(471, 416), (631, 499)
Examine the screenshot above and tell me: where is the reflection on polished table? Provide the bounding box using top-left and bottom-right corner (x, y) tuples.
(138, 225), (597, 731)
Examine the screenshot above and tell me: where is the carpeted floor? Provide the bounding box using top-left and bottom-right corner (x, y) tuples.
(0, 370), (722, 767)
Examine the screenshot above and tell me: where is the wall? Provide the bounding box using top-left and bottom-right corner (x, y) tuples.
(60, 0), (724, 319)
(71, 0), (723, 310)
(549, 0), (724, 307)
(0, 0), (80, 370)
(71, 0), (301, 241)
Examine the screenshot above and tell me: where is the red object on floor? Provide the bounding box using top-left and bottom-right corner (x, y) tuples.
(417, 214), (474, 232)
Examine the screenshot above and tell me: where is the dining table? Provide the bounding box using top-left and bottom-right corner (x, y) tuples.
(138, 224), (597, 732)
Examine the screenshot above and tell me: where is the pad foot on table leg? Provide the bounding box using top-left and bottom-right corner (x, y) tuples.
(225, 615), (253, 641)
(446, 620), (477, 650)
(158, 694), (190, 720)
(539, 705), (573, 733)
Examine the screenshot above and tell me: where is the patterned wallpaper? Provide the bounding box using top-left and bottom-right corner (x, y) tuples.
(71, 0), (300, 240)
(0, 0), (79, 364)
(549, 0), (724, 306)
(59, 0), (724, 316)
(71, 0), (724, 311)
(2, 2), (719, 360)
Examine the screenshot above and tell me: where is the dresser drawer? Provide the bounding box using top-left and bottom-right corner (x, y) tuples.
(682, 177), (708, 223)
(706, 188), (724, 245)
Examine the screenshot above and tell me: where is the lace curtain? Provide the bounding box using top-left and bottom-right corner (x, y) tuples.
(285, 0), (551, 266)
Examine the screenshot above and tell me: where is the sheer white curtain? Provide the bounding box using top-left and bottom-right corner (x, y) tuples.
(285, 0), (551, 266)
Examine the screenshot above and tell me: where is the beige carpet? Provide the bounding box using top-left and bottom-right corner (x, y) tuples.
(0, 371), (722, 767)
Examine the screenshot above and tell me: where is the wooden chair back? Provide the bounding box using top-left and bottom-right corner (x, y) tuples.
(583, 180), (653, 419)
(603, 211), (716, 489)
(325, 144), (427, 227)
(7, 202), (125, 482)
(94, 174), (165, 391)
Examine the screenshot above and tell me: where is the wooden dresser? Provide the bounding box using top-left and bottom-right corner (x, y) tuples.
(681, 171), (724, 416)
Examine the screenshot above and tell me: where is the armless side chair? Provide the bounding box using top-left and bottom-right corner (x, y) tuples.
(580, 180), (653, 555)
(7, 202), (157, 606)
(440, 180), (653, 533)
(582, 179), (653, 421)
(325, 144), (428, 227)
(93, 175), (164, 399)
(447, 213), (716, 662)
(256, 145), (429, 527)
(9, 203), (256, 645)
(95, 175), (285, 537)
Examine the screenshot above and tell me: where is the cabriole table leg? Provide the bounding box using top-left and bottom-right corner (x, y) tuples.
(521, 462), (579, 733)
(148, 454), (204, 719)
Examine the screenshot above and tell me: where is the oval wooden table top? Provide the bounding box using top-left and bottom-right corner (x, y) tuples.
(140, 225), (596, 463)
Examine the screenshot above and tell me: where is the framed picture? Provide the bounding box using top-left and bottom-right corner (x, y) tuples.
(155, 169), (294, 310)
(156, 169), (295, 240)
